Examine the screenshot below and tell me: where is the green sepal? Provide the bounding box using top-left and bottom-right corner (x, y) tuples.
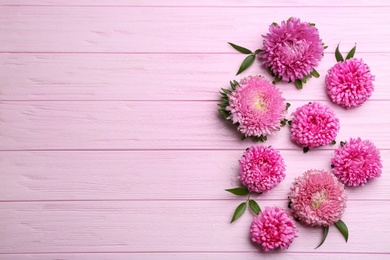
(302, 76), (307, 84)
(340, 141), (346, 147)
(286, 103), (291, 110)
(335, 220), (349, 242)
(228, 42), (252, 55)
(295, 79), (303, 89)
(346, 44), (356, 60)
(231, 202), (247, 223)
(218, 109), (230, 118)
(255, 49), (262, 55)
(335, 44), (344, 62)
(221, 88), (231, 94)
(280, 118), (288, 126)
(288, 120), (292, 126)
(236, 54), (256, 75)
(225, 187), (249, 196)
(310, 23), (316, 26)
(274, 75), (282, 83)
(315, 226), (329, 249)
(249, 199), (261, 215)
(311, 69), (320, 78)
(253, 135), (267, 142)
(331, 140), (337, 145)
(303, 147), (310, 153)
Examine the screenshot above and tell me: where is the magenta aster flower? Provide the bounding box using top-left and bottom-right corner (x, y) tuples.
(326, 58), (375, 109)
(239, 145), (286, 193)
(260, 17), (324, 84)
(289, 169), (347, 227)
(290, 102), (340, 149)
(224, 76), (286, 140)
(250, 206), (297, 251)
(331, 138), (382, 186)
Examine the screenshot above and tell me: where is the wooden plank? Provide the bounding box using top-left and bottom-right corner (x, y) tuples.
(1, 0), (390, 7)
(0, 53), (386, 101)
(0, 200), (389, 253)
(1, 253), (389, 260)
(1, 150), (389, 201)
(0, 100), (389, 150)
(1, 7), (389, 53)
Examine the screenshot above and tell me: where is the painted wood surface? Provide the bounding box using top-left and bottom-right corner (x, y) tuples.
(0, 1), (389, 259)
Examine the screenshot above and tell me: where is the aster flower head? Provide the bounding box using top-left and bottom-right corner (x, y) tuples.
(289, 169), (347, 227)
(326, 57), (375, 109)
(239, 145), (286, 193)
(260, 17), (325, 88)
(250, 206), (297, 251)
(290, 102), (340, 150)
(332, 138), (382, 187)
(219, 76), (286, 141)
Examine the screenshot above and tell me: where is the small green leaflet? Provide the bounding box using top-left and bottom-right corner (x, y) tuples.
(225, 187), (249, 196)
(335, 44), (344, 62)
(346, 45), (356, 60)
(231, 202), (247, 223)
(311, 69), (320, 78)
(315, 226), (329, 249)
(236, 54), (256, 75)
(295, 79), (303, 89)
(249, 199), (261, 215)
(228, 42), (252, 55)
(335, 220), (349, 242)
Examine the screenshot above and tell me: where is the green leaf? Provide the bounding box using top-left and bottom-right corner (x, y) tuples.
(255, 49), (262, 55)
(335, 220), (349, 242)
(335, 44), (344, 62)
(295, 79), (303, 89)
(249, 200), (261, 215)
(236, 55), (256, 75)
(225, 187), (249, 196)
(286, 103), (291, 110)
(228, 42), (252, 55)
(231, 202), (247, 223)
(311, 69), (320, 78)
(303, 147), (310, 153)
(315, 226), (329, 249)
(346, 45), (356, 60)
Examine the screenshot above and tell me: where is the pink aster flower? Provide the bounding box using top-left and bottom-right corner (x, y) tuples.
(290, 102), (340, 149)
(226, 76), (286, 139)
(260, 17), (324, 83)
(289, 170), (347, 227)
(239, 145), (286, 193)
(331, 138), (382, 186)
(326, 58), (375, 109)
(250, 206), (297, 251)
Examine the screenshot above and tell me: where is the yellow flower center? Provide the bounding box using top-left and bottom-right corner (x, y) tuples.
(311, 190), (327, 209)
(253, 96), (267, 111)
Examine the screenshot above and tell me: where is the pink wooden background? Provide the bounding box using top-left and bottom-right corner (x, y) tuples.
(1, 0), (390, 259)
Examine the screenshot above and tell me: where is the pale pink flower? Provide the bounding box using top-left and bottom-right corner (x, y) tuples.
(290, 102), (340, 149)
(260, 17), (324, 82)
(326, 58), (375, 109)
(289, 169), (347, 227)
(239, 146), (286, 193)
(331, 138), (382, 186)
(250, 206), (297, 251)
(227, 76), (286, 138)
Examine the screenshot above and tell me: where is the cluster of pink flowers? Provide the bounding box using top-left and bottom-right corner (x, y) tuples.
(290, 102), (340, 149)
(326, 58), (375, 109)
(289, 170), (347, 226)
(239, 146), (286, 193)
(250, 206), (297, 251)
(222, 17), (381, 253)
(331, 138), (382, 186)
(260, 17), (324, 83)
(226, 76), (286, 138)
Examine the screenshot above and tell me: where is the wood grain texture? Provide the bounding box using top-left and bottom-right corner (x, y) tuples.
(1, 6), (389, 53)
(0, 100), (389, 150)
(1, 253), (390, 260)
(0, 150), (389, 201)
(0, 201), (389, 253)
(0, 53), (387, 101)
(2, 0), (390, 6)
